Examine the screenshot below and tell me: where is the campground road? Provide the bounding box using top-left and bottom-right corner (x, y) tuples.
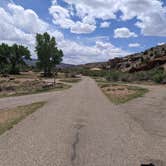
(0, 77), (166, 166)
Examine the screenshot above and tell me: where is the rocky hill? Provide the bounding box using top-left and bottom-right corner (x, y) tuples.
(82, 44), (166, 72)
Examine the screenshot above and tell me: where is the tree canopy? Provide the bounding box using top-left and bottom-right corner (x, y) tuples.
(35, 32), (63, 77)
(0, 43), (31, 74)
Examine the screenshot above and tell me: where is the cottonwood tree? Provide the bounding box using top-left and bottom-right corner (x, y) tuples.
(0, 43), (10, 73)
(9, 44), (31, 74)
(0, 43), (31, 74)
(35, 32), (63, 77)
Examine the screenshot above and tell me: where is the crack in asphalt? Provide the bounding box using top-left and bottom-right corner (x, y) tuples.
(71, 124), (84, 166)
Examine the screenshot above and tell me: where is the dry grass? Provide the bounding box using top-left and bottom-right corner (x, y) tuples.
(99, 83), (148, 104)
(0, 73), (71, 98)
(0, 102), (46, 135)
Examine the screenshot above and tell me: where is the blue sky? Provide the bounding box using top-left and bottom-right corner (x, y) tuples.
(0, 0), (166, 64)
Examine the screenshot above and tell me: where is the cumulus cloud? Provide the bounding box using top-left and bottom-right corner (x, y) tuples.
(0, 1), (129, 64)
(49, 5), (74, 29)
(120, 0), (166, 36)
(114, 27), (137, 38)
(8, 3), (48, 34)
(2, 0), (166, 66)
(100, 22), (110, 28)
(52, 0), (57, 5)
(0, 2), (50, 47)
(63, 0), (118, 20)
(71, 21), (96, 34)
(59, 40), (128, 64)
(49, 4), (96, 34)
(158, 42), (165, 46)
(128, 43), (140, 47)
(55, 0), (166, 36)
(49, 0), (118, 33)
(0, 7), (34, 47)
(0, 2), (63, 58)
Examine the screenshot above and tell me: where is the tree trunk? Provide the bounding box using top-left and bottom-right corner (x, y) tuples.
(44, 67), (52, 77)
(10, 63), (19, 74)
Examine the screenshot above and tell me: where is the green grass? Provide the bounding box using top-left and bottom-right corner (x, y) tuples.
(99, 83), (149, 104)
(0, 101), (46, 135)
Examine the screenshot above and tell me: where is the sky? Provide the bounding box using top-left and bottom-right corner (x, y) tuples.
(0, 0), (166, 64)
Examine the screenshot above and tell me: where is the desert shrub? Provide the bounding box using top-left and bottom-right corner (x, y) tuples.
(134, 68), (166, 83)
(151, 68), (166, 83)
(152, 74), (164, 83)
(80, 69), (107, 77)
(105, 67), (166, 84)
(106, 70), (122, 82)
(65, 66), (166, 84)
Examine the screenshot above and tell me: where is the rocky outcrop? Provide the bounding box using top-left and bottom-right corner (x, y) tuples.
(79, 44), (166, 73)
(108, 44), (166, 72)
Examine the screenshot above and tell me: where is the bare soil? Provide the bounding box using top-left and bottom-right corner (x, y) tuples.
(100, 83), (148, 104)
(0, 72), (70, 97)
(102, 85), (135, 96)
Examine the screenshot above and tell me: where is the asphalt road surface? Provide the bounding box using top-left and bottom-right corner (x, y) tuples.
(0, 77), (166, 166)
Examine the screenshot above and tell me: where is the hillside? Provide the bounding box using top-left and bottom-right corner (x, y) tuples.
(81, 44), (166, 72)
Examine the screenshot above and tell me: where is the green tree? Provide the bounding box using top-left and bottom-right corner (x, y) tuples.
(0, 43), (10, 74)
(0, 43), (31, 74)
(35, 32), (63, 77)
(9, 44), (31, 74)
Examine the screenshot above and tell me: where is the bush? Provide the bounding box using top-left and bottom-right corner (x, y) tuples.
(106, 70), (122, 82)
(153, 74), (164, 83)
(63, 66), (166, 84)
(151, 69), (166, 83)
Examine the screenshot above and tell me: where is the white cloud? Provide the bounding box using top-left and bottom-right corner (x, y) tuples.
(129, 43), (140, 47)
(2, 0), (166, 66)
(71, 21), (96, 34)
(49, 4), (96, 34)
(100, 22), (110, 28)
(7, 3), (48, 34)
(0, 2), (63, 58)
(58, 0), (166, 36)
(114, 27), (137, 38)
(59, 40), (128, 64)
(0, 7), (34, 45)
(0, 2), (129, 64)
(52, 0), (57, 5)
(49, 5), (74, 29)
(120, 0), (166, 36)
(158, 42), (165, 46)
(63, 0), (118, 21)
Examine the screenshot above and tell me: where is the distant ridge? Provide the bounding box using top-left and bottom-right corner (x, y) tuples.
(25, 58), (75, 69)
(56, 63), (75, 69)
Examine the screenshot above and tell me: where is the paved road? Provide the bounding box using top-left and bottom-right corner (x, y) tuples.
(0, 77), (166, 166)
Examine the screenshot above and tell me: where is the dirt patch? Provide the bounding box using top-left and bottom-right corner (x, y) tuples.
(102, 85), (135, 97)
(100, 83), (148, 104)
(0, 74), (70, 98)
